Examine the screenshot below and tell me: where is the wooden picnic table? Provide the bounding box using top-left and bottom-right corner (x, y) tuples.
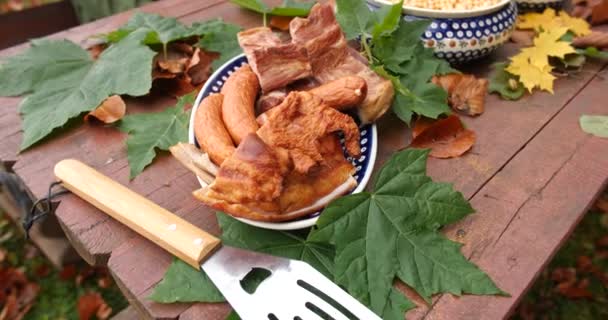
(1, 0), (607, 319)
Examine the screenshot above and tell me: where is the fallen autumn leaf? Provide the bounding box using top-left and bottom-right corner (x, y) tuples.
(410, 115), (476, 158)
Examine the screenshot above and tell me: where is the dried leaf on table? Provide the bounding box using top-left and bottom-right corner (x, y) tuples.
(153, 46), (216, 97)
(87, 43), (107, 60)
(187, 48), (217, 86)
(155, 42), (193, 74)
(510, 30), (535, 46)
(572, 0), (608, 25)
(410, 115), (476, 158)
(84, 95), (126, 124)
(0, 268), (40, 320)
(505, 28), (575, 93)
(77, 292), (111, 320)
(431, 74), (488, 116)
(270, 16), (294, 31)
(572, 31), (608, 49)
(518, 8), (591, 36)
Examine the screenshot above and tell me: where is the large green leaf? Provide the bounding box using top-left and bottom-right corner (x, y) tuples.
(118, 94), (193, 179)
(309, 149), (505, 319)
(335, 0), (377, 40)
(106, 12), (191, 46)
(0, 30), (156, 150)
(217, 212), (334, 278)
(196, 21), (243, 70)
(149, 259), (224, 303)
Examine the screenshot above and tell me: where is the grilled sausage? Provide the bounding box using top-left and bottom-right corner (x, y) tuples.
(194, 93), (235, 165)
(221, 65), (260, 145)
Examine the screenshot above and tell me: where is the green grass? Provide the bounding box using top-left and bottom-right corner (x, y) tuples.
(0, 212), (128, 320)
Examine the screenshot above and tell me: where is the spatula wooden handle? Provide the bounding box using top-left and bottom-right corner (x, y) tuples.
(54, 159), (220, 269)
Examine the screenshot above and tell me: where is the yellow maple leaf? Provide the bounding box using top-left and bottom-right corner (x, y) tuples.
(533, 27), (576, 60)
(518, 8), (591, 37)
(518, 8), (558, 31)
(507, 61), (556, 93)
(558, 12), (591, 36)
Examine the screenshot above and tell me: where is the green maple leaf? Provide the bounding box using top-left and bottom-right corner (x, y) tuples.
(0, 30), (155, 150)
(489, 62), (525, 101)
(149, 258), (225, 303)
(217, 212), (334, 278)
(118, 93), (194, 179)
(195, 21), (243, 70)
(309, 149), (505, 319)
(106, 12), (191, 47)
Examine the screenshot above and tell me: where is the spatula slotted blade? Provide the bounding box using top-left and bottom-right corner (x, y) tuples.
(202, 246), (381, 320)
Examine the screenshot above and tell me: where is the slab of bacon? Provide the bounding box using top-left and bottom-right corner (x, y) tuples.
(238, 3), (395, 124)
(238, 27), (312, 93)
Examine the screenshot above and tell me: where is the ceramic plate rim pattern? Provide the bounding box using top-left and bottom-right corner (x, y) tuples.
(189, 53), (378, 230)
(370, 0), (511, 19)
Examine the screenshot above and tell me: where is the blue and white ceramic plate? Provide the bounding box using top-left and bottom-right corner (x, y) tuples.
(189, 54), (378, 230)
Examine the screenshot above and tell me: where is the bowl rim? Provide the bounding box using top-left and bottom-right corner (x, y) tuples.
(188, 53), (378, 230)
(369, 0), (512, 19)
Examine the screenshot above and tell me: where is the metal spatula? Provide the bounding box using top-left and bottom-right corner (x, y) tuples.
(54, 159), (380, 320)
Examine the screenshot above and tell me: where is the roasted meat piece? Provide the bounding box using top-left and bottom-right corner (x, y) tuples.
(290, 3), (395, 123)
(195, 134), (290, 217)
(257, 91), (361, 174)
(238, 27), (312, 92)
(193, 134), (357, 222)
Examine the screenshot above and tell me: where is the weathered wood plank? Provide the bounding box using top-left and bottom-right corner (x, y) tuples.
(413, 66), (608, 319)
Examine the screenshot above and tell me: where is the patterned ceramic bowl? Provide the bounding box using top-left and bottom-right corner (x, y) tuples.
(516, 0), (563, 12)
(369, 0), (517, 64)
(189, 54), (378, 230)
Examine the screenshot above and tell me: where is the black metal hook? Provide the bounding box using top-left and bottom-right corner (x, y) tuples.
(21, 181), (69, 238)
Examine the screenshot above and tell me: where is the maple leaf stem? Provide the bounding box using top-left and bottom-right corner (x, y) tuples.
(361, 36), (374, 64)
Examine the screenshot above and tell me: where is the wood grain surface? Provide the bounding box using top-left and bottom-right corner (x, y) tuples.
(1, 0), (607, 319)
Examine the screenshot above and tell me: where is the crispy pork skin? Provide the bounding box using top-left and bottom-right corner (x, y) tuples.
(193, 93), (235, 165)
(257, 91), (360, 174)
(290, 3), (395, 124)
(238, 27), (312, 92)
(221, 65), (260, 145)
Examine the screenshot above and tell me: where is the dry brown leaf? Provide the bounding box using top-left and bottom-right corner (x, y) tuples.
(411, 117), (436, 139)
(572, 31), (608, 48)
(572, 0), (608, 25)
(270, 16), (294, 31)
(87, 43), (107, 60)
(0, 248), (6, 263)
(152, 46), (215, 97)
(431, 74), (488, 116)
(187, 49), (217, 86)
(85, 95), (126, 124)
(0, 268), (40, 320)
(59, 264), (77, 281)
(510, 30), (535, 46)
(409, 115), (476, 158)
(77, 292), (108, 320)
